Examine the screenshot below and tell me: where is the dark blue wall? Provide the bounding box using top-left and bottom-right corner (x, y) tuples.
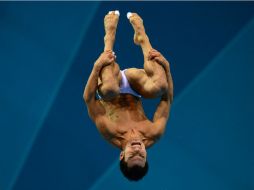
(0, 2), (253, 190)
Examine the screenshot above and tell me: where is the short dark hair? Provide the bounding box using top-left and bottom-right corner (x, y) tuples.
(119, 158), (149, 181)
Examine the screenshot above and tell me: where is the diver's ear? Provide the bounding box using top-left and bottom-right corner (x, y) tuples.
(120, 151), (124, 161)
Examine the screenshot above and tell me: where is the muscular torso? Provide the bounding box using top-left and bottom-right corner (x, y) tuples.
(96, 94), (157, 149)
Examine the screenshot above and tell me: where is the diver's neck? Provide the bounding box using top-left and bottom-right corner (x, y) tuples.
(121, 129), (144, 150)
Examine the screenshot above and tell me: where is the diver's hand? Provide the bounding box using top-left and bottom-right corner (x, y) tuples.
(148, 49), (170, 72)
(94, 50), (116, 68)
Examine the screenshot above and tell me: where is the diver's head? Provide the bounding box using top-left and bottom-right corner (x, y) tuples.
(119, 140), (148, 181)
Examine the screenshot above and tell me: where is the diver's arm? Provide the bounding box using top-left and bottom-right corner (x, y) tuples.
(83, 51), (115, 121)
(152, 94), (171, 136)
(151, 55), (173, 137)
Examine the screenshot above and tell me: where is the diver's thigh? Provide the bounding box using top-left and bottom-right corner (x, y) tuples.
(125, 68), (166, 98)
(125, 68), (150, 97)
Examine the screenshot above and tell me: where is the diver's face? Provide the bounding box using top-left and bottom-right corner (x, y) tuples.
(120, 140), (147, 167)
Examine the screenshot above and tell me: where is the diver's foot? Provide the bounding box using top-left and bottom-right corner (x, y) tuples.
(127, 12), (147, 45)
(104, 10), (120, 37)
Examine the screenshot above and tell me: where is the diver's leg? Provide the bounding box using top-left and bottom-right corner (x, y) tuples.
(98, 10), (121, 101)
(125, 12), (168, 98)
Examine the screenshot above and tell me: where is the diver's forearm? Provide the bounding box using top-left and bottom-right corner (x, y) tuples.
(163, 60), (173, 103)
(83, 63), (103, 103)
(166, 71), (173, 103)
(153, 68), (172, 122)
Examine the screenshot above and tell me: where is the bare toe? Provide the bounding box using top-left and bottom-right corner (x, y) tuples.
(127, 12), (143, 25)
(104, 10), (120, 32)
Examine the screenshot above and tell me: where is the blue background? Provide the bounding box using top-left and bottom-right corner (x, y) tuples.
(0, 2), (254, 190)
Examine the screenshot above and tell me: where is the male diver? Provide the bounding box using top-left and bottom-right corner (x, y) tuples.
(83, 11), (173, 181)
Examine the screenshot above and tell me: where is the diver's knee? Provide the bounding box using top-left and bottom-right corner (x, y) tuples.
(100, 82), (119, 100)
(150, 78), (168, 96)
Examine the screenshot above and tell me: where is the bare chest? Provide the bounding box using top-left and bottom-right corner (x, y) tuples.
(102, 118), (154, 148)
(98, 95), (155, 147)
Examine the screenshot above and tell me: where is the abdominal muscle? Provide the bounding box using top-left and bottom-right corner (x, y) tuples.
(100, 94), (147, 123)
